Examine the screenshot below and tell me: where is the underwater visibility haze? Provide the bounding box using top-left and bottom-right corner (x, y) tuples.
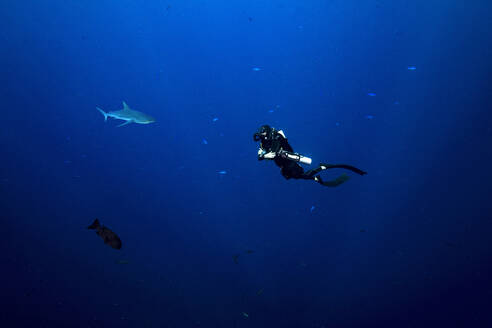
(1, 1), (492, 327)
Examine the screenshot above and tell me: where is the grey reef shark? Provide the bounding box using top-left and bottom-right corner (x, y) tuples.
(97, 101), (155, 127)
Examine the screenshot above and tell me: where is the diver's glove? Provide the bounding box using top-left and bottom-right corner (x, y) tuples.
(263, 151), (276, 159)
(258, 149), (266, 160)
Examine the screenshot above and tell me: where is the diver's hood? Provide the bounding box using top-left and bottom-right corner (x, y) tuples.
(253, 125), (274, 142)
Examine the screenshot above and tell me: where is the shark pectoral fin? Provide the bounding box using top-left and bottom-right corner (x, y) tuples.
(117, 120), (133, 127)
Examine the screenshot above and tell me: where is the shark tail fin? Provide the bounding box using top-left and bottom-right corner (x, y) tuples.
(88, 219), (100, 230)
(96, 107), (108, 122)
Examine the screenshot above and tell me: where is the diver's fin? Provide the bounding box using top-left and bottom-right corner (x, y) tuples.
(96, 107), (108, 122)
(122, 101), (130, 111)
(320, 163), (367, 176)
(117, 120), (132, 127)
(88, 219), (100, 230)
(317, 173), (350, 187)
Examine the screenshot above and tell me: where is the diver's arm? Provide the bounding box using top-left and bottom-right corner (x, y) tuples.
(258, 148), (276, 160)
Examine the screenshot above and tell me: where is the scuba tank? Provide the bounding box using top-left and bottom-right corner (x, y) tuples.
(278, 150), (312, 165)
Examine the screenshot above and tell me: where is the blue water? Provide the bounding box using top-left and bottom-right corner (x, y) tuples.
(2, 1), (491, 327)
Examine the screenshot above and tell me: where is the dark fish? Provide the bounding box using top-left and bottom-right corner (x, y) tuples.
(115, 259), (129, 264)
(245, 249), (255, 254)
(233, 254), (240, 264)
(88, 219), (122, 250)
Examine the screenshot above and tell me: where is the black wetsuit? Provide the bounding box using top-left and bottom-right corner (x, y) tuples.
(258, 128), (366, 187)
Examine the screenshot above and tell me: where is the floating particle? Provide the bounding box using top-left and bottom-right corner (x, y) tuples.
(252, 67), (262, 71)
(310, 205), (315, 213)
(217, 170), (227, 175)
(202, 139), (208, 145)
(407, 66), (417, 70)
(212, 117), (219, 122)
(367, 92), (377, 97)
(365, 115), (375, 120)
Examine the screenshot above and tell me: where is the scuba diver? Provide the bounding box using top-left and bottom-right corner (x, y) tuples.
(253, 125), (367, 187)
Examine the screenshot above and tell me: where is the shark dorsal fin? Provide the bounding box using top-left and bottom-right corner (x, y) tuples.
(122, 101), (130, 111)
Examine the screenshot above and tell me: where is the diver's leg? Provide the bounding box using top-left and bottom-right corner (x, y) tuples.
(282, 163), (305, 180)
(319, 163), (367, 176)
(304, 166), (324, 178)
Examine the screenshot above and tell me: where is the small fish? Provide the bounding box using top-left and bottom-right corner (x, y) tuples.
(233, 254), (240, 264)
(365, 115), (375, 120)
(217, 170), (227, 175)
(252, 67), (262, 71)
(367, 92), (377, 97)
(212, 117), (219, 122)
(202, 139), (208, 145)
(268, 109), (275, 113)
(407, 66), (417, 70)
(242, 312), (249, 318)
(310, 205), (315, 213)
(88, 219), (122, 250)
(245, 249), (255, 254)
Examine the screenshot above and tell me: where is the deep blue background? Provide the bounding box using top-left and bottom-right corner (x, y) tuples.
(1, 1), (491, 327)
